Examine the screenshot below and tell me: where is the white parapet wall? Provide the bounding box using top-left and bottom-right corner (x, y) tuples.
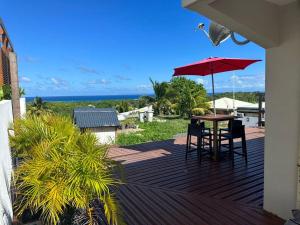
(0, 100), (14, 225)
(0, 98), (26, 225)
(20, 97), (26, 117)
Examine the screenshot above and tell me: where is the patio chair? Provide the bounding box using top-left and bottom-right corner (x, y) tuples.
(190, 118), (212, 149)
(186, 121), (212, 161)
(218, 119), (247, 165)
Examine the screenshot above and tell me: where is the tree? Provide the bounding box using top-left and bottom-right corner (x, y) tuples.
(150, 78), (169, 101)
(150, 78), (172, 115)
(116, 100), (133, 113)
(10, 114), (124, 225)
(170, 77), (209, 117)
(27, 97), (51, 116)
(138, 96), (155, 108)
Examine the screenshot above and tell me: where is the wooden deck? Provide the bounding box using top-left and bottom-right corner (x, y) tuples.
(109, 128), (284, 225)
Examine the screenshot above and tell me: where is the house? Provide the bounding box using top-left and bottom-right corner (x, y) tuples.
(183, 0), (300, 219)
(73, 107), (120, 144)
(237, 102), (266, 127)
(208, 97), (257, 114)
(208, 97), (265, 127)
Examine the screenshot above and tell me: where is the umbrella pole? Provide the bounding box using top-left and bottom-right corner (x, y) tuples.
(211, 73), (216, 115)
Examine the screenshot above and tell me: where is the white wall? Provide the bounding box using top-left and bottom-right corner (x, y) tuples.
(0, 100), (14, 225)
(20, 97), (26, 117)
(264, 2), (300, 219)
(90, 127), (117, 144)
(0, 98), (26, 225)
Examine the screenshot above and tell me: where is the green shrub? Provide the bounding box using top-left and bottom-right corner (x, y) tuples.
(192, 108), (206, 116)
(10, 114), (123, 225)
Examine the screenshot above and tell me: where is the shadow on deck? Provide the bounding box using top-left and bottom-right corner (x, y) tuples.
(109, 128), (284, 225)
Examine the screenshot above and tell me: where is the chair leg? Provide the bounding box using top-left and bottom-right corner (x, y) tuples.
(218, 132), (223, 158)
(209, 134), (213, 157)
(185, 134), (190, 160)
(242, 135), (247, 165)
(229, 138), (234, 166)
(197, 136), (202, 162)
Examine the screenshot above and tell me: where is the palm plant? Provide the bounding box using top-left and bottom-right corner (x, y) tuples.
(19, 87), (26, 97)
(116, 101), (130, 113)
(27, 97), (51, 116)
(150, 78), (168, 101)
(10, 114), (123, 225)
(150, 78), (171, 115)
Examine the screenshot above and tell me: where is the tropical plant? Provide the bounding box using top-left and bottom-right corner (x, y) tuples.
(0, 85), (26, 100)
(10, 114), (124, 225)
(150, 78), (173, 115)
(19, 87), (26, 97)
(192, 108), (206, 116)
(116, 100), (133, 113)
(150, 78), (169, 101)
(27, 97), (51, 116)
(138, 96), (155, 108)
(149, 77), (209, 117)
(0, 84), (12, 100)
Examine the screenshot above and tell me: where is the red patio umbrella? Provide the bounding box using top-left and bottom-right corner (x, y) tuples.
(173, 57), (261, 115)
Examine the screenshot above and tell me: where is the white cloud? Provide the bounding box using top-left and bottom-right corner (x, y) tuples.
(77, 66), (101, 75)
(137, 84), (152, 90)
(51, 78), (59, 85)
(201, 74), (265, 91)
(196, 78), (204, 85)
(23, 56), (39, 63)
(115, 75), (131, 81)
(87, 79), (111, 86)
(20, 76), (31, 83)
(99, 79), (110, 84)
(50, 77), (69, 89)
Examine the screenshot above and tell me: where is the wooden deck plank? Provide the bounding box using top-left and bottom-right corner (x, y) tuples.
(110, 128), (284, 225)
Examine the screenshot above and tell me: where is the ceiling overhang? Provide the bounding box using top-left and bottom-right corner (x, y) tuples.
(182, 0), (282, 48)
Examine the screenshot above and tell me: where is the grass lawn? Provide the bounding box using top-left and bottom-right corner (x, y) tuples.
(116, 118), (229, 146)
(116, 118), (190, 146)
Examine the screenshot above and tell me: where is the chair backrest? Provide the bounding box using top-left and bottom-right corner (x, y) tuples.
(199, 121), (205, 129)
(190, 118), (198, 125)
(188, 123), (203, 137)
(229, 120), (244, 136)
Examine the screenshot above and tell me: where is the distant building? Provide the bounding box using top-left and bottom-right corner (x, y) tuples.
(209, 97), (257, 114)
(208, 97), (265, 127)
(237, 102), (265, 127)
(73, 107), (120, 144)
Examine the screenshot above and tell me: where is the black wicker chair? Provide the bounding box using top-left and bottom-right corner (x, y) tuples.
(218, 119), (247, 165)
(186, 120), (212, 161)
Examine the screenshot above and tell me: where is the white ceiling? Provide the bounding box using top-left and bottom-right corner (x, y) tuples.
(265, 0), (296, 5)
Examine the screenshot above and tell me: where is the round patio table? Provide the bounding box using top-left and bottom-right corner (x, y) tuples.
(192, 114), (235, 160)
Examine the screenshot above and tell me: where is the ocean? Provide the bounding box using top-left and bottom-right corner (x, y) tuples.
(25, 95), (152, 102)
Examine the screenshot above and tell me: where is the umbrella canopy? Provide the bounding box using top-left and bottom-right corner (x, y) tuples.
(173, 57), (261, 76)
(173, 57), (261, 115)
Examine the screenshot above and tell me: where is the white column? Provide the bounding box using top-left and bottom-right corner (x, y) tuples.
(264, 2), (300, 219)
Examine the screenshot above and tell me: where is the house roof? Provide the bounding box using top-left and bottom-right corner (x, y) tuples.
(73, 107), (120, 128)
(209, 97), (257, 110)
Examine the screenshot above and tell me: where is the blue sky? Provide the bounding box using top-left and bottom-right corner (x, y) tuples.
(2, 0), (265, 97)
